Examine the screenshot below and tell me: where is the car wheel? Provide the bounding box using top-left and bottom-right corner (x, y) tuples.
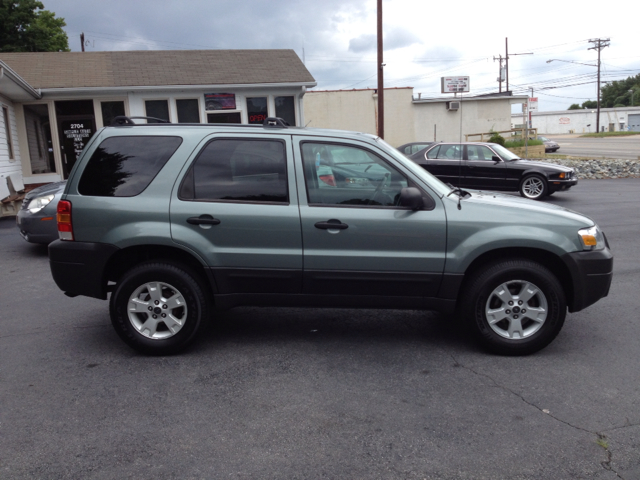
(461, 259), (566, 355)
(109, 262), (209, 355)
(519, 174), (548, 200)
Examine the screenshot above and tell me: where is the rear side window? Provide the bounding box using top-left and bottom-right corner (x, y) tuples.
(78, 136), (182, 197)
(179, 139), (288, 204)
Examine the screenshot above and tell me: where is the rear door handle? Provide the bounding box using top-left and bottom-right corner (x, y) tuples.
(315, 219), (348, 230)
(187, 215), (221, 226)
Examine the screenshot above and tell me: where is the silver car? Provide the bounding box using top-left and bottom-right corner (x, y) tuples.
(16, 181), (66, 244)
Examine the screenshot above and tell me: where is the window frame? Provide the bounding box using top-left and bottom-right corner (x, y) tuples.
(144, 99), (171, 123)
(2, 105), (15, 161)
(178, 137), (290, 205)
(299, 140), (414, 210)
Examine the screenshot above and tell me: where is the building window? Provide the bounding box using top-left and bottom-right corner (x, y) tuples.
(275, 96), (296, 126)
(101, 101), (126, 127)
(247, 97), (268, 124)
(176, 99), (200, 123)
(145, 100), (170, 123)
(207, 112), (241, 124)
(23, 104), (55, 174)
(2, 106), (14, 161)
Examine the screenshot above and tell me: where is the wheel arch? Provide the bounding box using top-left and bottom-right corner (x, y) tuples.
(460, 247), (575, 311)
(104, 245), (216, 297)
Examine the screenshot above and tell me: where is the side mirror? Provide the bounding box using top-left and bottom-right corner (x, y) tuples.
(491, 155), (501, 163)
(399, 187), (424, 211)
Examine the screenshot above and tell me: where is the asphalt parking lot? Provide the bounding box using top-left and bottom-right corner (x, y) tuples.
(549, 134), (640, 160)
(1, 179), (639, 479)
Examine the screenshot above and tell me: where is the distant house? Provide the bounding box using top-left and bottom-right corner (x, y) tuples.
(0, 50), (315, 192)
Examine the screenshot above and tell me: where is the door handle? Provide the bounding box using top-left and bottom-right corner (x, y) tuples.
(315, 219), (348, 230)
(187, 215), (221, 226)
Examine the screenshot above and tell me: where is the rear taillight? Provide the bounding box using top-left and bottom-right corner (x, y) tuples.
(57, 200), (73, 241)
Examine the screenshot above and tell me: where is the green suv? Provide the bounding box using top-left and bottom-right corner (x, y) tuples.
(49, 117), (613, 356)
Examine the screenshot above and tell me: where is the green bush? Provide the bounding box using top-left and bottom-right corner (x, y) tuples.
(488, 132), (505, 146)
(504, 139), (544, 148)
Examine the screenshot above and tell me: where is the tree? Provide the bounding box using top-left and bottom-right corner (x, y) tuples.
(581, 100), (598, 109)
(0, 0), (69, 52)
(601, 74), (640, 108)
(568, 103), (582, 110)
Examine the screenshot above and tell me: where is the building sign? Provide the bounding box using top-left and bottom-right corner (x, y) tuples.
(529, 97), (539, 111)
(62, 121), (94, 163)
(559, 117), (571, 125)
(204, 93), (236, 111)
(441, 76), (470, 93)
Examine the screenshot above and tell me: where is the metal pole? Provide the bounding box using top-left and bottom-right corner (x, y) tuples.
(505, 38), (509, 93)
(596, 44), (601, 133)
(80, 32), (85, 52)
(377, 0), (384, 139)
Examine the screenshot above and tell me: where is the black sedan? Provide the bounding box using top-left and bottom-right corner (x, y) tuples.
(397, 141), (434, 156)
(409, 142), (576, 200)
(16, 181), (66, 244)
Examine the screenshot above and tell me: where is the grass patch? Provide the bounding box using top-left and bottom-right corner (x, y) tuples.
(580, 131), (640, 138)
(504, 139), (544, 148)
(596, 437), (609, 450)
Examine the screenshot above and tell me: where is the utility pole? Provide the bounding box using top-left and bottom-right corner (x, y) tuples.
(505, 37), (532, 93)
(588, 38), (610, 134)
(376, 0), (384, 139)
(493, 54), (505, 93)
(80, 32), (85, 52)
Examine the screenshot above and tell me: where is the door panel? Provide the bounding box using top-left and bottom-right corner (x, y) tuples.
(463, 145), (507, 189)
(170, 134), (302, 294)
(294, 138), (447, 297)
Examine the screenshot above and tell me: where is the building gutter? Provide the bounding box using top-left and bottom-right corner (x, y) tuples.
(39, 81), (318, 95)
(0, 61), (41, 99)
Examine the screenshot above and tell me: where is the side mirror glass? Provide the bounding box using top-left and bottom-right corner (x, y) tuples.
(399, 187), (424, 211)
(491, 155), (501, 162)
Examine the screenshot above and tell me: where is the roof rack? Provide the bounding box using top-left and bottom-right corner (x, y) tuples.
(111, 116), (171, 126)
(263, 117), (289, 128)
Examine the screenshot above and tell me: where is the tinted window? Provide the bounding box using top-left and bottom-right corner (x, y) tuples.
(301, 142), (408, 207)
(180, 139), (288, 203)
(176, 99), (200, 123)
(436, 144), (462, 160)
(145, 100), (170, 123)
(467, 145), (496, 161)
(426, 145), (440, 159)
(78, 136), (182, 197)
(275, 96), (295, 126)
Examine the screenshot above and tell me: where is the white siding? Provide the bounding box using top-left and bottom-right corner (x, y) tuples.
(0, 96), (22, 192)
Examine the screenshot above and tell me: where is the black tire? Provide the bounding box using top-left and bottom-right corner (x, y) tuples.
(109, 262), (209, 355)
(519, 174), (548, 200)
(461, 259), (566, 355)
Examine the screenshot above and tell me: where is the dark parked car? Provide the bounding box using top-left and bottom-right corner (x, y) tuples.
(537, 136), (560, 153)
(16, 181), (66, 244)
(409, 142), (576, 200)
(397, 142), (434, 156)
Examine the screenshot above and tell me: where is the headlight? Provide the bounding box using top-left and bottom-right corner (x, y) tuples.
(27, 194), (55, 214)
(578, 225), (605, 251)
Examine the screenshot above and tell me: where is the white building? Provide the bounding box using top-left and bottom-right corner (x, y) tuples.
(0, 50), (316, 194)
(305, 88), (528, 147)
(512, 106), (640, 134)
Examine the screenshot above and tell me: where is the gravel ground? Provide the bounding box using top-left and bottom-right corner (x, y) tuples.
(541, 158), (640, 179)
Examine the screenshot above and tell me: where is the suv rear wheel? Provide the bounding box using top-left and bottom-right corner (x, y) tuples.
(462, 259), (566, 355)
(109, 261), (209, 355)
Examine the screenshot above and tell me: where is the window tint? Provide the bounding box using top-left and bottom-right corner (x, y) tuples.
(301, 142), (408, 207)
(101, 101), (125, 127)
(247, 97), (268, 124)
(436, 144), (462, 160)
(467, 145), (496, 161)
(180, 139), (288, 203)
(78, 136), (182, 197)
(275, 96), (295, 126)
(3, 106), (14, 160)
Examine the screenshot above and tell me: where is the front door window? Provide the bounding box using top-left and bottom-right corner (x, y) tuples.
(55, 100), (97, 179)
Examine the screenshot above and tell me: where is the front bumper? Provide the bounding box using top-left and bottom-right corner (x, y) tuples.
(561, 247), (613, 312)
(16, 210), (59, 244)
(49, 240), (120, 299)
(548, 177), (578, 193)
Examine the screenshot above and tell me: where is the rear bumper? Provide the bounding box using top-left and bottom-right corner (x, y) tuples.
(561, 248), (613, 312)
(49, 240), (119, 300)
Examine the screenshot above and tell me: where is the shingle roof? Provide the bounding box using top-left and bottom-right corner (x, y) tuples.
(0, 50), (316, 89)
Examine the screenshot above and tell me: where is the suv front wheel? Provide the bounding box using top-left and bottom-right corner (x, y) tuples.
(109, 261), (209, 355)
(462, 259), (566, 355)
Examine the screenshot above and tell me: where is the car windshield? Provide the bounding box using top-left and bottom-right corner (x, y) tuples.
(376, 138), (451, 196)
(491, 143), (521, 161)
(538, 136), (549, 141)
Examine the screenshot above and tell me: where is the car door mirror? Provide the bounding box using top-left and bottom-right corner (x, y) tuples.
(399, 187), (424, 211)
(491, 155), (501, 163)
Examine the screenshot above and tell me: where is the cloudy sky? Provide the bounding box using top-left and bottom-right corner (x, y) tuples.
(44, 0), (639, 112)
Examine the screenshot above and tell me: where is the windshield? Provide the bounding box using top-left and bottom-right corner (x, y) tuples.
(491, 143), (521, 161)
(538, 136), (549, 141)
(376, 137), (451, 197)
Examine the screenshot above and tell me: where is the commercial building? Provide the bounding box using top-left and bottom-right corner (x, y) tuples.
(512, 106), (640, 134)
(305, 88), (528, 147)
(0, 50), (315, 196)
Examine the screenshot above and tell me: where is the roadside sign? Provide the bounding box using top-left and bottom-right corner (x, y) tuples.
(441, 76), (470, 93)
(529, 97), (539, 111)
